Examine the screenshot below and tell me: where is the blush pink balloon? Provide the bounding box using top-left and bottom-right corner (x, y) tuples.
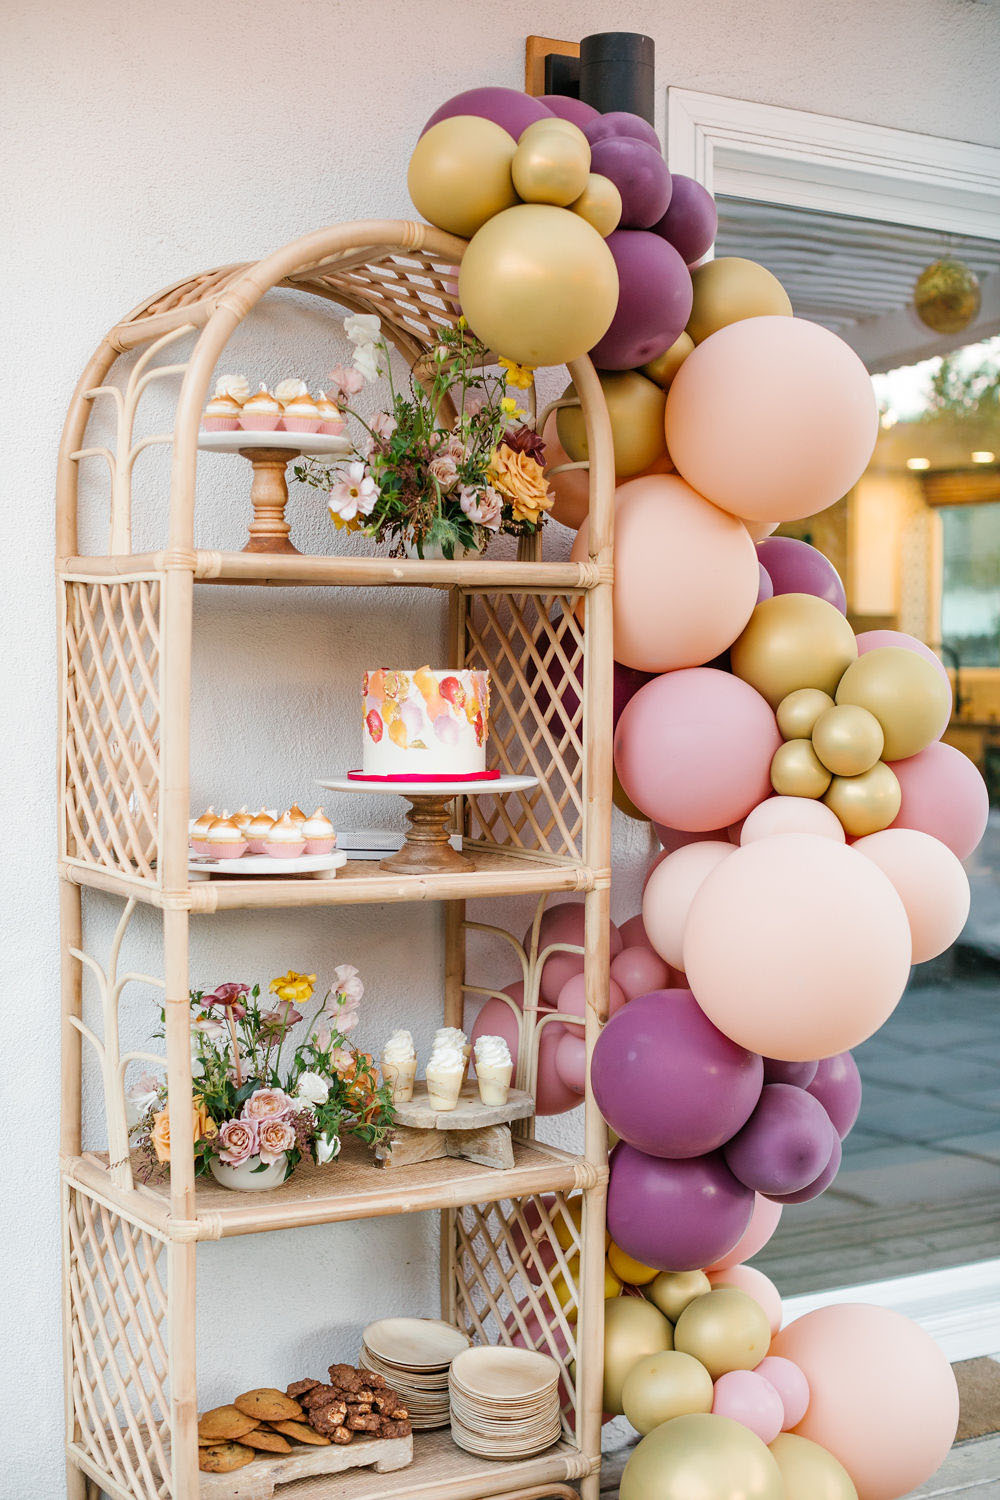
(553, 1029), (588, 1092)
(712, 1369), (784, 1445)
(754, 1356), (810, 1430)
(617, 913), (649, 949)
(740, 796), (846, 844)
(708, 1264), (783, 1335)
(610, 945), (672, 1000)
(527, 900), (623, 1006)
(615, 668), (781, 832)
(853, 827), (970, 963)
(642, 841), (735, 969)
(470, 992), (580, 1114)
(556, 971), (628, 1030)
(856, 629), (951, 687)
(706, 1192), (783, 1271)
(889, 740), (989, 861)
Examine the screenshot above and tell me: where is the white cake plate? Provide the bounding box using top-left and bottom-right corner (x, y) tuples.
(188, 851), (346, 881)
(198, 429), (352, 554)
(318, 774), (538, 874)
(198, 430), (351, 455)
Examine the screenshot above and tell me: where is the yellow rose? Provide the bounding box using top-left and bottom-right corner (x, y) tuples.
(488, 445), (553, 524)
(150, 1096), (217, 1163)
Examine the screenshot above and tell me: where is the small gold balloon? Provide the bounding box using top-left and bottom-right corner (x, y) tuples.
(557, 371), (667, 478)
(512, 121), (591, 208)
(914, 257), (981, 335)
(407, 115), (518, 238)
(812, 703), (884, 776)
(648, 1269), (712, 1322)
(621, 1413), (784, 1500)
(642, 332), (695, 389)
(776, 688), (835, 741)
(608, 1240), (660, 1286)
(686, 257), (793, 345)
(823, 761), (902, 837)
(771, 739), (833, 799)
(769, 1434), (859, 1500)
(569, 171), (623, 237)
(614, 769), (649, 822)
(621, 1350), (714, 1435)
(603, 1296), (674, 1415)
(835, 647), (951, 761)
(673, 1288), (771, 1380)
(731, 594), (858, 709)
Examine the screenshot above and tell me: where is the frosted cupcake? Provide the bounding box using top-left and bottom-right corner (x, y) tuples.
(245, 808), (277, 854)
(474, 1035), (513, 1106)
(315, 391), (346, 436)
(215, 374), (250, 402)
(286, 802), (308, 826)
(279, 384), (322, 433)
(239, 385), (282, 432)
(382, 1029), (417, 1103)
(302, 807), (336, 855)
(189, 806), (216, 856)
(231, 806), (253, 836)
(434, 1026), (471, 1084)
(262, 812), (306, 858)
(204, 815), (247, 861)
(201, 393), (241, 431)
(425, 1041), (465, 1112)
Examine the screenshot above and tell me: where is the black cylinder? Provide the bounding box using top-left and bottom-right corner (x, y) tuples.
(579, 32), (655, 123)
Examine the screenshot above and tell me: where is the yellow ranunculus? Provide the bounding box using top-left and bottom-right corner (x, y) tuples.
(499, 356), (536, 390)
(270, 971), (317, 1004)
(489, 444), (553, 523)
(150, 1095), (217, 1163)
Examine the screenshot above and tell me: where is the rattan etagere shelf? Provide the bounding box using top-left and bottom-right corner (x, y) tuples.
(57, 219), (614, 1500)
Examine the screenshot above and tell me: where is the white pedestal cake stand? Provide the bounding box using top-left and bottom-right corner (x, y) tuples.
(198, 429), (351, 554)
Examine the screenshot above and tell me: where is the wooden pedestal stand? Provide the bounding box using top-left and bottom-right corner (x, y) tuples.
(376, 1082), (535, 1169)
(241, 447), (299, 554)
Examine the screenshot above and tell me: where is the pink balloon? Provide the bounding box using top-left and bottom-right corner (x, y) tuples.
(740, 796), (846, 844)
(754, 1356), (810, 1430)
(470, 991), (580, 1114)
(712, 1369), (784, 1445)
(666, 316), (879, 523)
(617, 913), (649, 949)
(526, 900), (622, 1006)
(684, 834), (912, 1061)
(615, 668), (780, 832)
(708, 1264), (783, 1335)
(553, 1029), (588, 1092)
(707, 1192), (783, 1271)
(643, 841), (735, 969)
(853, 827), (970, 963)
(889, 740), (989, 861)
(772, 1304), (959, 1500)
(610, 944), (671, 1000)
(556, 971), (628, 1030)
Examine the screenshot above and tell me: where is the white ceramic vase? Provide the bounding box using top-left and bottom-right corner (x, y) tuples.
(403, 535), (485, 561)
(208, 1152), (288, 1191)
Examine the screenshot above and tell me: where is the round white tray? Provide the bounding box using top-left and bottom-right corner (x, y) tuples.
(318, 774), (538, 797)
(198, 429), (351, 455)
(188, 850), (346, 880)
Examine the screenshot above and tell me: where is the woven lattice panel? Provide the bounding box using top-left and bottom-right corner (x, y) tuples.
(62, 579), (161, 880)
(464, 595), (584, 860)
(66, 1190), (171, 1500)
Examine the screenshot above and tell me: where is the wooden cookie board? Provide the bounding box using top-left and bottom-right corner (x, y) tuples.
(195, 1431), (412, 1498)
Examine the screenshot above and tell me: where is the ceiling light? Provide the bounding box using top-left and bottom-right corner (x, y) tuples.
(971, 451), (995, 464)
(906, 457), (931, 471)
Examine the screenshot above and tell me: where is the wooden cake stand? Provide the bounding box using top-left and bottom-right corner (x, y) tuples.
(198, 430), (351, 553)
(376, 1081), (536, 1169)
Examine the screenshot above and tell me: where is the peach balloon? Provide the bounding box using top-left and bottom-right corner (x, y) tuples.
(707, 1193), (782, 1271)
(740, 797), (846, 845)
(772, 1304), (959, 1500)
(643, 841), (735, 969)
(543, 412), (591, 530)
(708, 1265), (782, 1335)
(665, 317), (879, 523)
(745, 519), (780, 542)
(852, 828), (970, 963)
(683, 835), (912, 1061)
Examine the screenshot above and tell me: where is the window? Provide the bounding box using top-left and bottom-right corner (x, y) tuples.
(940, 501), (1000, 667)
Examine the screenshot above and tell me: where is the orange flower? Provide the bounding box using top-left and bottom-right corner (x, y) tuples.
(488, 444), (552, 524)
(150, 1096), (217, 1163)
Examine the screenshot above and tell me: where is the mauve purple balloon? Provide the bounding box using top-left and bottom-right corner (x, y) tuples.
(538, 94), (600, 127)
(756, 537), (847, 613)
(614, 662), (654, 731)
(534, 624), (653, 733)
(589, 137), (672, 229)
(591, 990), (764, 1158)
(767, 1134), (842, 1204)
(724, 1083), (838, 1196)
(757, 564), (774, 605)
(807, 1052), (862, 1138)
(421, 87), (552, 141)
(608, 1142), (754, 1271)
(652, 174), (718, 265)
(589, 231), (693, 370)
(763, 1058), (819, 1089)
(584, 110), (661, 151)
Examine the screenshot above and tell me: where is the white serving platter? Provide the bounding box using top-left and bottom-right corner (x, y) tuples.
(318, 774), (538, 798)
(198, 429), (352, 455)
(188, 851), (346, 880)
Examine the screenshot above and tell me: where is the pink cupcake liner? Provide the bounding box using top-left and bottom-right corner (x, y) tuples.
(263, 841), (307, 859)
(189, 838), (212, 856)
(246, 838), (270, 854)
(281, 417), (322, 433)
(304, 837), (336, 855)
(206, 839), (247, 860)
(201, 416), (240, 431)
(239, 414), (281, 431)
(319, 418), (347, 436)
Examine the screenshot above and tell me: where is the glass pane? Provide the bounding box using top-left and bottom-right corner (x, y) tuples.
(941, 502), (1000, 667)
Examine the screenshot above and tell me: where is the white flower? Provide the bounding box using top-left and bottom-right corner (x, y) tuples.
(328, 462), (380, 523)
(295, 1071), (330, 1108)
(352, 341), (381, 382)
(334, 964), (364, 1003)
(125, 1070), (163, 1122)
(344, 313), (381, 347)
(316, 1131), (341, 1165)
(191, 1013), (228, 1044)
(460, 484), (502, 531)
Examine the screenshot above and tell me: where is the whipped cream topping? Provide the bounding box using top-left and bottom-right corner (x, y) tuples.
(191, 807), (216, 836)
(383, 1029), (416, 1064)
(315, 391), (342, 417)
(206, 816), (243, 842)
(302, 807), (335, 838)
(214, 374), (250, 401)
(427, 1042), (465, 1073)
(474, 1035), (511, 1069)
(275, 377), (309, 402)
(247, 808), (277, 837)
(243, 384), (280, 411)
(282, 392), (320, 416)
(434, 1026), (467, 1051)
(265, 812), (304, 841)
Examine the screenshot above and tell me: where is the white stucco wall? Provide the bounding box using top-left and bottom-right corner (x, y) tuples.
(4, 2), (1000, 1492)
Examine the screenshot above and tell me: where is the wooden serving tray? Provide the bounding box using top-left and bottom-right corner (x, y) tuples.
(377, 1083), (535, 1171)
(391, 1082), (535, 1131)
(196, 1431), (412, 1498)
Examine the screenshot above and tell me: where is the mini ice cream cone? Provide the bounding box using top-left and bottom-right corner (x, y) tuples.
(476, 1059), (513, 1107)
(382, 1053), (417, 1103)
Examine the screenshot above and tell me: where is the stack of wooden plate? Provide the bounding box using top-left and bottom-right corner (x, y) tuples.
(359, 1317), (471, 1431)
(448, 1346), (562, 1458)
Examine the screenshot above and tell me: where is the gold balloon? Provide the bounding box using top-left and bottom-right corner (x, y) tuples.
(771, 739), (832, 798)
(614, 769), (649, 822)
(648, 1269), (712, 1322)
(608, 1240), (660, 1287)
(835, 647), (951, 761)
(621, 1350), (714, 1435)
(823, 762), (901, 837)
(557, 371), (667, 478)
(620, 1413), (784, 1500)
(731, 594), (858, 709)
(603, 1295), (674, 1415)
(812, 704), (884, 776)
(407, 115), (518, 238)
(686, 257), (793, 345)
(914, 257), (981, 335)
(512, 121), (591, 207)
(769, 1434), (859, 1500)
(776, 688), (835, 741)
(569, 172), (623, 236)
(459, 204), (619, 367)
(642, 332), (695, 388)
(673, 1288), (771, 1379)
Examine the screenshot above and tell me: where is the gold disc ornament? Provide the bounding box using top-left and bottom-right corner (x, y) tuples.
(914, 258), (981, 335)
(823, 761), (902, 837)
(811, 704), (884, 777)
(771, 739), (833, 798)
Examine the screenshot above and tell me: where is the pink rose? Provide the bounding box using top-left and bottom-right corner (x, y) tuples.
(257, 1117), (295, 1164)
(217, 1118), (258, 1166)
(428, 452), (459, 491)
(241, 1087), (294, 1123)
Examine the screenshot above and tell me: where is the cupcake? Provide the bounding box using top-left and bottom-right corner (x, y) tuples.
(231, 806), (253, 836)
(262, 812), (307, 858)
(382, 1029), (417, 1103)
(239, 385), (282, 432)
(474, 1035), (513, 1107)
(434, 1026), (471, 1084)
(275, 378), (308, 404)
(281, 391), (322, 433)
(204, 815), (247, 861)
(286, 802), (308, 826)
(201, 393), (241, 431)
(302, 807), (336, 855)
(215, 374), (250, 403)
(315, 391), (346, 436)
(425, 1041), (465, 1112)
(245, 808), (277, 854)
(189, 806), (216, 856)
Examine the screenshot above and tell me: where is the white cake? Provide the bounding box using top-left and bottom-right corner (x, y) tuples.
(362, 667), (490, 777)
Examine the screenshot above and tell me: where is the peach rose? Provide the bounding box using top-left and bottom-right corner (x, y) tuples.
(488, 445), (552, 523)
(150, 1096), (216, 1163)
(257, 1118), (296, 1165)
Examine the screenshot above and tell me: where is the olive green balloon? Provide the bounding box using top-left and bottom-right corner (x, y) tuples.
(686, 257), (793, 345)
(731, 594), (858, 709)
(769, 1434), (859, 1500)
(835, 646), (951, 761)
(603, 1295), (673, 1415)
(621, 1350), (714, 1435)
(642, 332), (695, 388)
(812, 704), (884, 776)
(569, 172), (623, 237)
(673, 1288), (771, 1380)
(776, 688), (835, 741)
(407, 115), (518, 238)
(557, 371), (667, 478)
(459, 204), (619, 368)
(648, 1269), (712, 1322)
(621, 1413), (784, 1500)
(512, 121), (592, 207)
(823, 761), (901, 837)
(771, 739), (832, 798)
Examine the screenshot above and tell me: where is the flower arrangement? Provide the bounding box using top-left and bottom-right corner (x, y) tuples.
(129, 966), (394, 1185)
(294, 314), (553, 559)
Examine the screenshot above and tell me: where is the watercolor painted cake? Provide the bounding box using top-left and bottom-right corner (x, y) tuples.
(362, 667), (490, 778)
